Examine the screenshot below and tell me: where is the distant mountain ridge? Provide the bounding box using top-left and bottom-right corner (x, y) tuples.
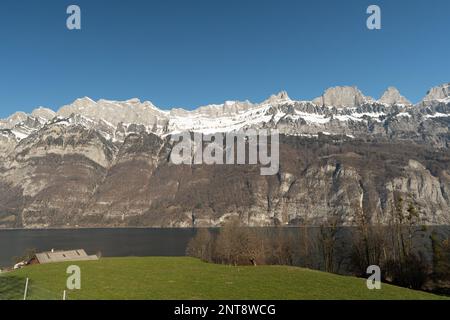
(1, 83), (449, 145)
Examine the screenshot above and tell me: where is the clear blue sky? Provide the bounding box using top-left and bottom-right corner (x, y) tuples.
(0, 0), (449, 118)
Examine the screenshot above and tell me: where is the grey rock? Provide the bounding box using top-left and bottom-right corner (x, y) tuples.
(422, 83), (450, 102)
(312, 86), (368, 108)
(379, 87), (411, 105)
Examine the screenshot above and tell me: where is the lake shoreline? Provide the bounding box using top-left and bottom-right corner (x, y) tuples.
(2, 226), (449, 269)
(1, 224), (450, 231)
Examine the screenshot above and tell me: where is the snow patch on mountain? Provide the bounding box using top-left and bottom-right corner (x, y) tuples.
(1, 83), (449, 143)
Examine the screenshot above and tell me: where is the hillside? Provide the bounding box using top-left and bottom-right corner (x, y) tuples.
(0, 257), (445, 300)
(0, 84), (449, 228)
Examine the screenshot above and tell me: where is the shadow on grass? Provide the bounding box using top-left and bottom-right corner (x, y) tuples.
(0, 276), (26, 300)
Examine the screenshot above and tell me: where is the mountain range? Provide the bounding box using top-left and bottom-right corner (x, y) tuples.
(0, 83), (449, 228)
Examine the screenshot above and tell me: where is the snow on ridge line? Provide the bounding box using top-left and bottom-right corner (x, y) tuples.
(11, 129), (30, 140)
(2, 98), (450, 142)
(425, 112), (450, 118)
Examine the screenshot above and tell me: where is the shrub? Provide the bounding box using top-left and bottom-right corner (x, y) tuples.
(384, 253), (429, 290)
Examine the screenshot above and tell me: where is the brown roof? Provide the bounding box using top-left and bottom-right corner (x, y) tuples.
(35, 249), (98, 264)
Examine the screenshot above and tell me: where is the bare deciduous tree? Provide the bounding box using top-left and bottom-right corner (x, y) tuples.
(317, 216), (340, 273)
(186, 228), (213, 261)
(214, 217), (265, 266)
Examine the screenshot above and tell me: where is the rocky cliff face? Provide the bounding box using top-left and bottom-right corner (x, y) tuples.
(0, 84), (449, 228)
(312, 86), (369, 108)
(379, 87), (411, 105)
(423, 83), (450, 102)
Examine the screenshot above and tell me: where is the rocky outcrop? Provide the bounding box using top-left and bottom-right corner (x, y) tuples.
(378, 87), (411, 105)
(422, 83), (450, 102)
(312, 86), (369, 108)
(263, 91), (292, 106)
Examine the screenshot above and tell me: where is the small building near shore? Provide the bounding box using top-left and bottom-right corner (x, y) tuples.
(28, 249), (99, 265)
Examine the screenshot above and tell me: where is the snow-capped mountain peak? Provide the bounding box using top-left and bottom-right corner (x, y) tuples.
(263, 91), (292, 105)
(31, 107), (56, 121)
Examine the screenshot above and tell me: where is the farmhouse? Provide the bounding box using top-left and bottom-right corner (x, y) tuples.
(28, 249), (99, 265)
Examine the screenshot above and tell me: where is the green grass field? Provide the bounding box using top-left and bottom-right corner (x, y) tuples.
(0, 257), (446, 300)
